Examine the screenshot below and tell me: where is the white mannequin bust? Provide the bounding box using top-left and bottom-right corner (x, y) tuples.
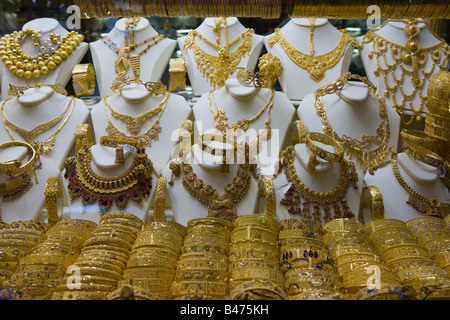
(0, 145), (59, 223)
(0, 85), (90, 169)
(272, 143), (362, 224)
(357, 19), (447, 120)
(264, 18), (355, 102)
(0, 18), (89, 95)
(178, 17), (264, 97)
(364, 152), (449, 223)
(90, 17), (177, 97)
(60, 143), (158, 224)
(192, 79), (296, 176)
(90, 83), (192, 174)
(297, 80), (401, 175)
(162, 142), (260, 227)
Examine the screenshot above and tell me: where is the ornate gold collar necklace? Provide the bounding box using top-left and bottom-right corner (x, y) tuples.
(267, 28), (358, 82)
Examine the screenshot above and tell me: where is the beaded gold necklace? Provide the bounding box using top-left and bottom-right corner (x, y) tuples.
(184, 18), (255, 88)
(267, 28), (358, 82)
(0, 29), (84, 79)
(169, 159), (253, 222)
(63, 144), (154, 212)
(104, 93), (170, 146)
(360, 19), (450, 125)
(1, 96), (75, 157)
(279, 146), (359, 223)
(391, 152), (450, 218)
(313, 73), (393, 173)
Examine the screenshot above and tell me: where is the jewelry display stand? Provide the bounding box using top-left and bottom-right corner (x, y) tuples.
(162, 144), (259, 227)
(297, 79), (401, 176)
(358, 19), (449, 124)
(0, 18), (89, 95)
(264, 18), (356, 103)
(90, 84), (192, 174)
(273, 143), (362, 223)
(192, 79), (296, 175)
(178, 17), (264, 97)
(364, 152), (449, 222)
(60, 143), (158, 224)
(0, 86), (90, 169)
(90, 17), (177, 97)
(0, 146), (59, 223)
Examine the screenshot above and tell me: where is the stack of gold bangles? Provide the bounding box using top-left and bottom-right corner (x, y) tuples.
(278, 218), (344, 300)
(406, 216), (450, 276)
(324, 218), (402, 299)
(52, 213), (142, 300)
(114, 178), (187, 300)
(171, 217), (233, 300)
(365, 218), (450, 299)
(6, 219), (95, 299)
(0, 220), (49, 286)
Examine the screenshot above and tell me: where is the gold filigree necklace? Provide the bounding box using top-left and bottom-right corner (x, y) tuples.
(184, 18), (255, 88)
(360, 19), (450, 125)
(267, 28), (358, 82)
(170, 159), (253, 222)
(279, 146), (359, 223)
(313, 73), (393, 173)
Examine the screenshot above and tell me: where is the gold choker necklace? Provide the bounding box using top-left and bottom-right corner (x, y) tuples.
(267, 28), (358, 82)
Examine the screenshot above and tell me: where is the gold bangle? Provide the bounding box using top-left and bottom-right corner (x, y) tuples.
(52, 290), (108, 300)
(171, 280), (229, 299)
(423, 238), (450, 257)
(122, 267), (175, 280)
(365, 219), (409, 236)
(132, 229), (184, 249)
(323, 218), (365, 234)
(93, 223), (141, 236)
(406, 216), (449, 234)
(101, 217), (143, 231)
(379, 244), (430, 264)
(83, 236), (134, 250)
(44, 176), (63, 224)
(305, 132), (344, 164)
(100, 212), (144, 226)
(279, 217), (323, 236)
(143, 220), (186, 237)
(0, 141), (37, 177)
(387, 258), (437, 273)
(169, 58), (186, 92)
(72, 63), (96, 97)
(229, 279), (288, 300)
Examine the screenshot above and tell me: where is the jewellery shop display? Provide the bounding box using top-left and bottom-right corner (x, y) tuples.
(278, 135), (359, 223)
(63, 142), (154, 212)
(101, 17), (167, 85)
(313, 72), (393, 173)
(391, 152), (450, 219)
(267, 27), (358, 82)
(0, 29), (84, 79)
(184, 17), (255, 88)
(104, 83), (170, 146)
(360, 19), (450, 125)
(1, 90), (76, 159)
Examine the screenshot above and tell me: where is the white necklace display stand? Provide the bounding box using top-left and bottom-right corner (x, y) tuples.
(178, 17), (264, 97)
(90, 83), (192, 174)
(364, 152), (449, 223)
(60, 143), (158, 224)
(264, 18), (355, 103)
(272, 143), (362, 224)
(357, 20), (446, 120)
(192, 79), (296, 176)
(0, 18), (89, 95)
(297, 80), (401, 177)
(162, 144), (259, 227)
(90, 17), (177, 97)
(0, 86), (90, 169)
(0, 146), (59, 224)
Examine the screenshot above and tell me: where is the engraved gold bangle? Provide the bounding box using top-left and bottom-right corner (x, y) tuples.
(406, 216), (449, 234)
(44, 176), (63, 224)
(72, 64), (96, 97)
(365, 219), (409, 236)
(305, 132), (344, 163)
(229, 279), (288, 300)
(379, 244), (430, 264)
(0, 141), (36, 177)
(323, 218), (365, 234)
(169, 58), (186, 92)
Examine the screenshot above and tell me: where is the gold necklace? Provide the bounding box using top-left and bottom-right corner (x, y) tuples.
(0, 29), (84, 79)
(313, 73), (393, 173)
(169, 160), (253, 222)
(267, 28), (358, 82)
(1, 96), (75, 157)
(104, 92), (169, 136)
(63, 143), (154, 212)
(104, 93), (170, 146)
(279, 146), (359, 223)
(360, 19), (450, 125)
(391, 152), (450, 218)
(184, 19), (255, 88)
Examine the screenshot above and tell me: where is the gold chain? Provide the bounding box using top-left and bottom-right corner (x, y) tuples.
(313, 72), (393, 173)
(184, 23), (255, 88)
(267, 28), (358, 82)
(391, 152), (450, 218)
(360, 19), (450, 125)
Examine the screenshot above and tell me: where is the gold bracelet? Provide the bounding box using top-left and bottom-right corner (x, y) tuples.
(305, 132), (344, 164)
(423, 238), (450, 258)
(323, 218), (365, 234)
(365, 219), (409, 236)
(360, 185), (385, 221)
(72, 64), (96, 97)
(171, 280), (228, 299)
(44, 176), (63, 224)
(406, 216), (449, 234)
(122, 267), (175, 280)
(0, 141), (37, 177)
(52, 290), (108, 300)
(387, 258), (437, 273)
(379, 244), (430, 264)
(133, 229), (184, 249)
(101, 217), (143, 231)
(169, 58), (186, 92)
(229, 279), (288, 300)
(80, 244), (131, 257)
